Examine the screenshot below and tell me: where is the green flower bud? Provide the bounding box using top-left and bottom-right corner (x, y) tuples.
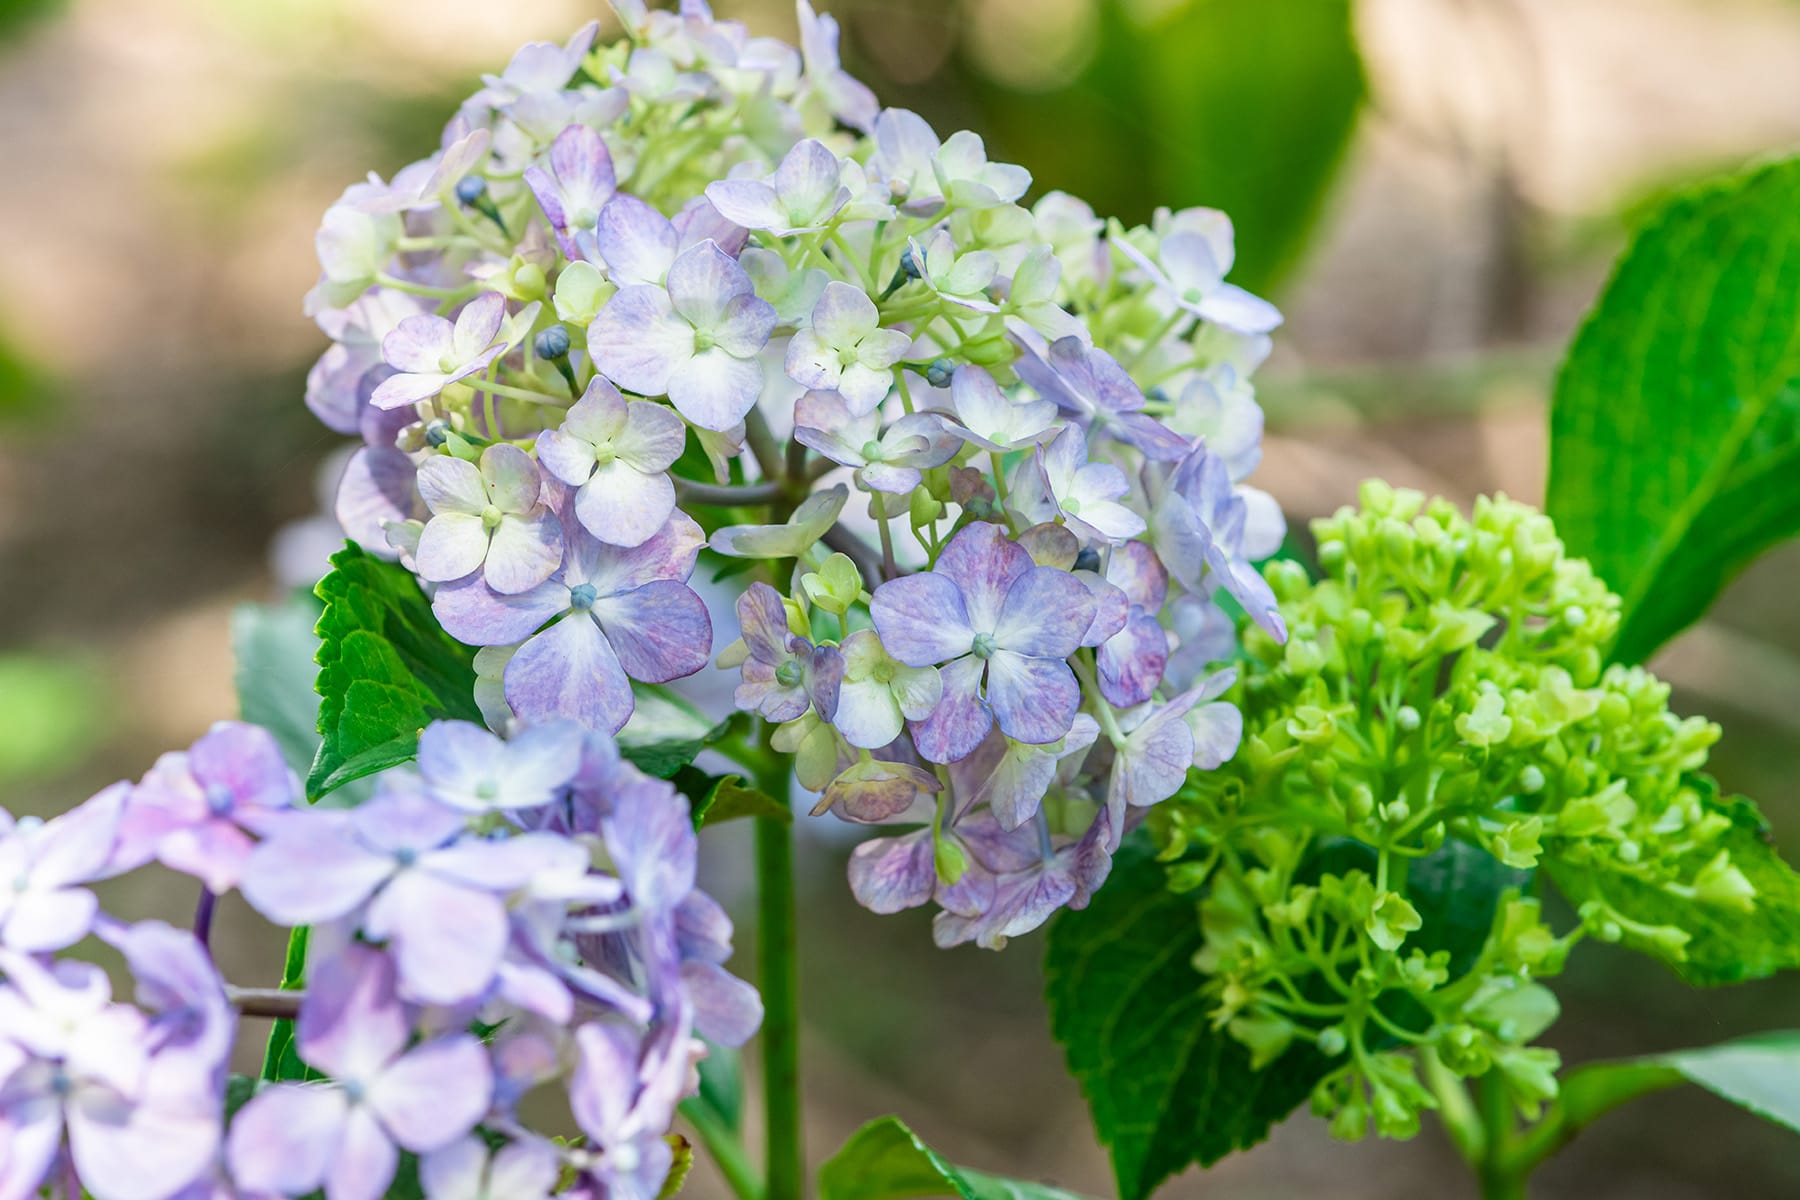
(800, 553), (864, 616)
(1455, 691), (1512, 747)
(1366, 892), (1423, 952)
(1317, 1026), (1349, 1057)
(1228, 1011), (1298, 1070)
(1693, 851), (1756, 910)
(934, 835), (969, 886)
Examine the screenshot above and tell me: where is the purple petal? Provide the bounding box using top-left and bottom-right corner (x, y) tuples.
(575, 462), (676, 548)
(240, 821), (391, 926)
(416, 513), (490, 584)
(869, 573), (973, 667)
(297, 946), (409, 1080)
(325, 1106), (400, 1200)
(993, 565), (1095, 658)
(1188, 701), (1243, 770)
(226, 1085), (346, 1196)
(189, 721), (296, 813)
(432, 575), (566, 647)
(365, 871), (509, 1005)
(681, 961), (763, 1048)
(666, 241), (754, 331)
(934, 523), (1033, 632)
(596, 193), (678, 286)
(483, 508), (564, 595)
(667, 347), (764, 431)
(985, 650), (1080, 746)
(383, 314), (453, 374)
(335, 448), (419, 554)
(735, 582), (792, 665)
(589, 285), (693, 396)
(593, 579), (712, 683)
(505, 615), (634, 734)
(1098, 612), (1170, 708)
(910, 654), (991, 764)
(450, 293), (508, 362)
(417, 456), (488, 517)
(846, 832), (935, 914)
(371, 1034), (493, 1153)
(704, 179), (786, 232)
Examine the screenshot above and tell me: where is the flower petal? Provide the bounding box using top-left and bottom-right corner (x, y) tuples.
(589, 285), (693, 396)
(985, 650), (1080, 745)
(576, 461), (676, 548)
(910, 654), (991, 764)
(993, 565), (1095, 658)
(483, 508), (564, 594)
(505, 614), (635, 734)
(869, 572), (973, 666)
(668, 347), (764, 431)
(371, 1034), (493, 1153)
(592, 578), (713, 683)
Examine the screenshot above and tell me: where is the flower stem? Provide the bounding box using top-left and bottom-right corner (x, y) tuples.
(753, 745), (804, 1200)
(192, 887), (217, 955)
(680, 1097), (764, 1200)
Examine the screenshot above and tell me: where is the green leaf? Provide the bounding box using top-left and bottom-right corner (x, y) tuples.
(1661, 1033), (1800, 1133)
(618, 692), (743, 780)
(693, 1041), (743, 1134)
(1045, 836), (1331, 1199)
(234, 595), (325, 777)
(308, 543), (481, 799)
(818, 1115), (1088, 1200)
(675, 767), (790, 829)
(1547, 792), (1800, 984)
(1406, 838), (1532, 980)
(958, 0), (1363, 293)
(1547, 154), (1800, 664)
(658, 1134), (695, 1199)
(259, 926), (317, 1082)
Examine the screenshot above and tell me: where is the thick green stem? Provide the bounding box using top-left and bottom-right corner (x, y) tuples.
(680, 1097), (763, 1200)
(753, 746), (803, 1199)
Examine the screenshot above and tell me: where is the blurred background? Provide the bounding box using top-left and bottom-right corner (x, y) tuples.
(4, 0), (1800, 1195)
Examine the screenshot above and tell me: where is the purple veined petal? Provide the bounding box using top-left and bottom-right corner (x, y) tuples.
(667, 347), (764, 431)
(596, 193), (679, 287)
(857, 462), (920, 494)
(775, 138), (845, 222)
(451, 293), (508, 363)
(483, 507), (564, 595)
(1016, 522), (1079, 571)
(806, 642), (844, 721)
(29, 787), (125, 887)
(1107, 541), (1169, 611)
(809, 280), (878, 347)
(240, 821), (392, 926)
(536, 427), (599, 486)
(416, 512), (490, 584)
(551, 125), (616, 216)
(425, 832), (586, 891)
(227, 1084), (347, 1196)
(739, 657), (811, 724)
(735, 581), (792, 664)
(675, 889), (735, 964)
(370, 1034), (493, 1153)
(985, 650), (1080, 746)
(577, 509), (706, 594)
(846, 832), (935, 914)
(417, 456), (488, 517)
(681, 960), (763, 1048)
(420, 1136), (489, 1200)
(992, 565), (1096, 658)
(383, 314), (454, 374)
(666, 240), (754, 332)
(792, 394), (869, 467)
(575, 461), (676, 548)
(297, 945), (409, 1080)
(603, 780), (697, 913)
(1107, 691), (1204, 835)
(365, 872), (509, 1006)
(909, 654), (990, 764)
(1098, 611), (1171, 708)
(153, 821), (256, 896)
(784, 328), (841, 396)
(711, 291), (778, 358)
(480, 444), (542, 514)
(1110, 410), (1192, 462)
(505, 615), (635, 734)
(568, 1023), (636, 1144)
(1238, 485), (1286, 561)
(934, 522), (1034, 633)
(351, 774), (467, 854)
(838, 361), (896, 412)
(189, 721), (296, 812)
(324, 1106), (400, 1200)
(869, 572), (974, 666)
(560, 376), (631, 445)
(1155, 231), (1224, 296)
(819, 759), (938, 824)
(1205, 542), (1287, 641)
(432, 575), (567, 648)
(336, 448), (419, 554)
(1079, 572), (1130, 647)
(415, 720), (504, 803)
(369, 369), (454, 411)
(883, 411), (960, 468)
(704, 178), (786, 232)
(674, 193), (749, 256)
(589, 285), (694, 396)
(591, 578), (713, 683)
(1188, 700), (1243, 770)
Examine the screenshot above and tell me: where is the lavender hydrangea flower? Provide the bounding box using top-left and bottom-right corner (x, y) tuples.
(1113, 214), (1282, 335)
(705, 138), (849, 235)
(421, 1135), (560, 1200)
(372, 292), (531, 410)
(795, 0), (878, 132)
(723, 582), (843, 722)
(0, 787), (123, 953)
(784, 281), (912, 412)
(1151, 445), (1286, 640)
(434, 510), (712, 734)
(831, 630), (942, 750)
(931, 815), (1110, 950)
(415, 444), (564, 593)
(115, 721), (299, 895)
(1101, 671), (1236, 848)
(525, 124), (617, 257)
(793, 390), (957, 493)
(1012, 333), (1189, 462)
(912, 230), (999, 313)
(416, 720), (583, 814)
(871, 523), (1097, 763)
(1095, 541), (1172, 707)
(1009, 423), (1146, 544)
(585, 192), (740, 289)
(307, 290), (426, 434)
(227, 947), (492, 1200)
(941, 364), (1058, 453)
(589, 240), (775, 431)
(535, 379), (687, 547)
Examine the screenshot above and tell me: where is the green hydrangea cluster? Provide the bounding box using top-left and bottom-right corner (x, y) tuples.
(1152, 481), (1743, 1142)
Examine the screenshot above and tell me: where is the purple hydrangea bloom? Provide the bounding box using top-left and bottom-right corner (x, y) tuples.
(1113, 216), (1282, 335)
(1008, 423), (1146, 544)
(0, 952), (221, 1200)
(372, 293), (529, 410)
(792, 390), (957, 493)
(0, 787), (123, 953)
(583, 192), (739, 289)
(434, 507), (712, 734)
(307, 290), (427, 435)
(795, 0), (878, 132)
(240, 776), (587, 1005)
(1099, 671), (1236, 849)
(415, 444), (563, 593)
(1150, 445), (1286, 640)
(1095, 542), (1171, 708)
(114, 721), (299, 895)
(870, 522), (1097, 763)
(784, 281), (912, 412)
(705, 138), (849, 236)
(1012, 332), (1189, 462)
(589, 240), (776, 431)
(416, 720), (584, 814)
(725, 582), (843, 722)
(335, 445), (425, 563)
(227, 947), (493, 1200)
(421, 1135), (560, 1200)
(535, 379), (687, 548)
(931, 813), (1110, 949)
(525, 124), (617, 258)
(832, 629), (942, 750)
(941, 364), (1058, 454)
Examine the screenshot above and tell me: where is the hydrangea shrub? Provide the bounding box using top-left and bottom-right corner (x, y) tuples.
(10, 4), (1800, 1200)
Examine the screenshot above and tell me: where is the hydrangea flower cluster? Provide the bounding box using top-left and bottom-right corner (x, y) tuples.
(308, 0), (1286, 948)
(1152, 484), (1741, 1143)
(0, 718), (756, 1200)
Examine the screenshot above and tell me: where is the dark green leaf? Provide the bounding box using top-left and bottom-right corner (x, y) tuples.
(259, 926), (318, 1082)
(1045, 836), (1331, 1199)
(224, 1074), (257, 1121)
(1548, 154), (1800, 664)
(694, 1041), (743, 1134)
(1407, 838), (1532, 980)
(618, 692), (743, 780)
(956, 0), (1363, 293)
(308, 543), (480, 799)
(818, 1115), (1088, 1200)
(675, 767), (790, 829)
(1547, 792), (1800, 985)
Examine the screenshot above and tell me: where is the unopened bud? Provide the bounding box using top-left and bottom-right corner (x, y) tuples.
(924, 357), (955, 389)
(455, 175), (488, 206)
(534, 326), (572, 360)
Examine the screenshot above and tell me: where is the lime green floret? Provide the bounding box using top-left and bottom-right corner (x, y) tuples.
(1153, 481), (1742, 1142)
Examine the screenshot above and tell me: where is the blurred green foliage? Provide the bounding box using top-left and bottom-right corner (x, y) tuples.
(0, 653), (109, 784)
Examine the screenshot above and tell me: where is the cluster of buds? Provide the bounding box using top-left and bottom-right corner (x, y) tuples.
(0, 718), (753, 1199)
(308, 0), (1286, 947)
(1155, 484), (1742, 1142)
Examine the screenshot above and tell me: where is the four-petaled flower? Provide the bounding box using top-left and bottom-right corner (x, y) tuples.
(1113, 212), (1282, 335)
(372, 292), (533, 410)
(793, 390), (958, 493)
(536, 378), (688, 547)
(415, 444), (564, 594)
(724, 582), (844, 722)
(525, 124), (617, 258)
(785, 281), (913, 413)
(1010, 423), (1146, 544)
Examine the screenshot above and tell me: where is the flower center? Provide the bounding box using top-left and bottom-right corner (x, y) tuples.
(205, 783), (235, 815)
(970, 632), (998, 659)
(481, 504), (505, 530)
(775, 660), (804, 688)
(476, 780), (500, 802)
(693, 329), (717, 353)
(860, 439), (883, 462)
(1062, 497), (1083, 516)
(393, 847), (418, 868)
(838, 346), (861, 368)
(570, 205), (600, 230)
(592, 443), (617, 468)
(870, 659), (895, 685)
(569, 583), (598, 611)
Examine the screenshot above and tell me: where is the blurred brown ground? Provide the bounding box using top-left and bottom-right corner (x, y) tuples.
(4, 0), (1800, 1195)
